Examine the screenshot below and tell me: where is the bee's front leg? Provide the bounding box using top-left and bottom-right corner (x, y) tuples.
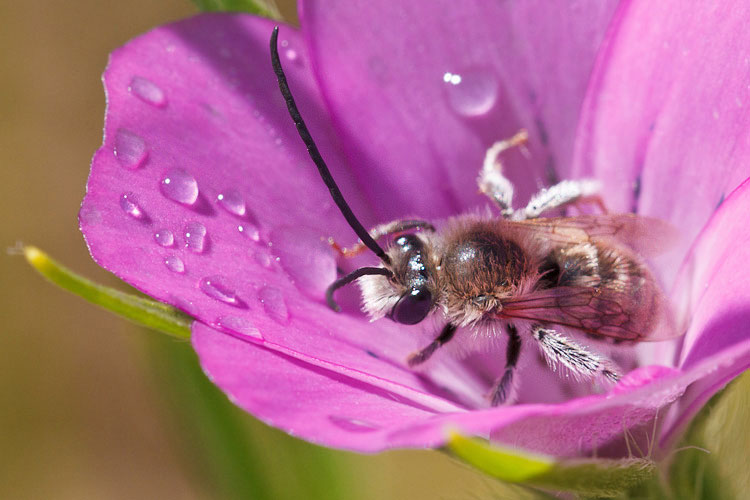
(520, 179), (605, 219)
(489, 323), (522, 406)
(328, 219), (435, 258)
(478, 130), (529, 218)
(407, 323), (457, 367)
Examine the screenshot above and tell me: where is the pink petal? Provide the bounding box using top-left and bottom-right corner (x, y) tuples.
(194, 317), (698, 454)
(81, 7), (750, 456)
(81, 15), (377, 343)
(80, 13), (484, 427)
(301, 0), (619, 219)
(658, 178), (750, 446)
(572, 0), (750, 281)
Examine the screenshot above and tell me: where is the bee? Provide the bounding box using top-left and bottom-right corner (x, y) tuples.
(270, 27), (676, 405)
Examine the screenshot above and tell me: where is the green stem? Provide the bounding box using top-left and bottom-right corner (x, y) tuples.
(24, 246), (191, 339)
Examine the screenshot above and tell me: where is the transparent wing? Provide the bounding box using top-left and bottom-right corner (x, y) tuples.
(499, 286), (678, 341)
(509, 214), (678, 257)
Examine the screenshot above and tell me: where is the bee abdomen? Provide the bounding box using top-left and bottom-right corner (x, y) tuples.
(537, 243), (600, 289)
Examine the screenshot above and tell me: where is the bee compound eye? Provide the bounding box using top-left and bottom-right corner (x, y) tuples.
(389, 287), (432, 325)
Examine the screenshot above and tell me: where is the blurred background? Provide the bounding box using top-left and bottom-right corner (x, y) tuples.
(0, 1), (536, 498)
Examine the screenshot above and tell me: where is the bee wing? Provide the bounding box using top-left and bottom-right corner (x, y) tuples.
(499, 286), (679, 341)
(510, 214), (678, 257)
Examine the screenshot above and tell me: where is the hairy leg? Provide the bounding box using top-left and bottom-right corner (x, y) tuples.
(407, 323), (457, 367)
(478, 130), (529, 217)
(520, 179), (605, 219)
(489, 323), (523, 406)
(531, 324), (620, 382)
(479, 129), (606, 219)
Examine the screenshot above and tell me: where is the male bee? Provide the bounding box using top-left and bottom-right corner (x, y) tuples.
(270, 27), (676, 405)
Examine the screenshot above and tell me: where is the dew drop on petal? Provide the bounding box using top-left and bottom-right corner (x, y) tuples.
(270, 227), (336, 296)
(443, 67), (499, 117)
(216, 189), (247, 216)
(161, 168), (199, 205)
(199, 275), (238, 305)
(184, 221), (207, 253)
(129, 76), (167, 107)
(328, 415), (381, 433)
(164, 255), (185, 273)
(154, 229), (174, 247)
(253, 250), (273, 268)
(238, 224), (260, 242)
(80, 205), (102, 226)
(258, 285), (289, 324)
(170, 295), (194, 313)
(119, 192), (145, 220)
(216, 315), (263, 341)
(286, 49), (301, 64)
(113, 129), (147, 169)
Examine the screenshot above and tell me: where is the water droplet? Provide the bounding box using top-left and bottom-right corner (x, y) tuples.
(217, 189), (247, 216)
(184, 221), (207, 253)
(154, 229), (174, 247)
(258, 285), (289, 324)
(443, 72), (462, 85)
(170, 295), (194, 312)
(285, 49), (299, 62)
(79, 205), (102, 226)
(328, 415), (380, 433)
(129, 76), (167, 107)
(443, 67), (499, 117)
(119, 192), (145, 220)
(238, 224), (260, 242)
(113, 129), (147, 169)
(216, 315), (263, 340)
(199, 275), (239, 305)
(164, 255), (185, 273)
(161, 168), (199, 205)
(270, 227), (336, 296)
(253, 250), (273, 268)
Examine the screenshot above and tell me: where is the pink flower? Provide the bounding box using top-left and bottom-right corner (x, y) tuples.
(81, 1), (750, 455)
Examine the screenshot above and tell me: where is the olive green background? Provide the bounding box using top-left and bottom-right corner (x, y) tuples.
(0, 1), (533, 498)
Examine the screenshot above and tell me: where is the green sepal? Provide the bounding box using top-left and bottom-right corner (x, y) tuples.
(446, 431), (654, 498)
(24, 246), (192, 340)
(630, 370), (750, 499)
(190, 0), (282, 19)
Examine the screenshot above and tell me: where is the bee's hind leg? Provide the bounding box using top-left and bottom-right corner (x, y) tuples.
(489, 323), (523, 406)
(329, 219), (435, 258)
(531, 324), (620, 383)
(407, 323), (457, 367)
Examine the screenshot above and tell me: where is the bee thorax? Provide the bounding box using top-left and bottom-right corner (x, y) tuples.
(440, 227), (530, 321)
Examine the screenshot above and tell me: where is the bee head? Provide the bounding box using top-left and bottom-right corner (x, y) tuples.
(358, 233), (437, 325)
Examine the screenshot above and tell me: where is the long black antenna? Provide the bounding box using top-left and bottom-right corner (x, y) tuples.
(270, 26), (390, 265)
(326, 267), (392, 312)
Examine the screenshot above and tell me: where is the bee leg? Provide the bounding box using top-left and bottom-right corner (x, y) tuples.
(520, 179), (605, 219)
(531, 325), (620, 383)
(479, 130), (529, 218)
(407, 323), (457, 367)
(489, 323), (522, 406)
(329, 219), (435, 258)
